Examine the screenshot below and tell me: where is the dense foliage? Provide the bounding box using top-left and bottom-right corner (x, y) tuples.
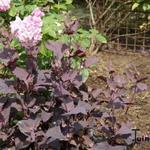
(132, 0), (150, 29)
(132, 0), (150, 11)
(0, 0), (148, 150)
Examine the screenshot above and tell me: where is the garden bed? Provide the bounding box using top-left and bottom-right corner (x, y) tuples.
(88, 51), (150, 150)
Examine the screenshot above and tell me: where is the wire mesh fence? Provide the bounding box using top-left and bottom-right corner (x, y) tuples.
(109, 11), (150, 52)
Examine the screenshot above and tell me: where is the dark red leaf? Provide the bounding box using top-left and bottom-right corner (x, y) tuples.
(73, 49), (86, 57)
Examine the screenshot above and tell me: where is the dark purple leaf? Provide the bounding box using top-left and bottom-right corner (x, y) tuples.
(78, 100), (92, 112)
(102, 112), (110, 118)
(69, 20), (80, 33)
(107, 78), (116, 90)
(46, 41), (68, 60)
(73, 74), (83, 88)
(108, 99), (124, 109)
(92, 89), (102, 98)
(116, 123), (132, 135)
(17, 117), (41, 137)
(1, 106), (10, 124)
(41, 110), (52, 122)
(80, 91), (89, 101)
(0, 113), (5, 128)
(63, 105), (87, 116)
(103, 89), (111, 98)
(107, 62), (115, 74)
(84, 56), (98, 67)
(11, 102), (22, 111)
(27, 98), (37, 108)
(29, 106), (40, 114)
(45, 126), (66, 140)
(94, 142), (127, 150)
(61, 70), (78, 82)
(125, 69), (136, 82)
(0, 79), (16, 94)
(46, 139), (61, 149)
(101, 125), (113, 135)
(136, 83), (147, 92)
(12, 67), (29, 82)
(97, 75), (107, 82)
(73, 49), (86, 57)
(64, 20), (80, 34)
(114, 75), (126, 87)
(15, 136), (31, 150)
(91, 111), (103, 117)
(26, 56), (37, 74)
(62, 97), (74, 111)
(0, 48), (18, 66)
(114, 89), (126, 98)
(53, 83), (70, 96)
(94, 142), (109, 149)
(73, 122), (84, 133)
(36, 70), (50, 85)
(0, 131), (7, 141)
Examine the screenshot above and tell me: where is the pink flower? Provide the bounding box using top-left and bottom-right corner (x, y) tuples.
(10, 8), (44, 49)
(0, 0), (11, 12)
(32, 7), (45, 17)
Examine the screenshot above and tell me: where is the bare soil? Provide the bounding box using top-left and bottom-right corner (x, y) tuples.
(87, 51), (150, 150)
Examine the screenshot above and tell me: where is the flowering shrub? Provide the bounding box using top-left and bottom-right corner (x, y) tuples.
(10, 8), (44, 49)
(0, 0), (147, 150)
(0, 17), (148, 149)
(0, 0), (11, 12)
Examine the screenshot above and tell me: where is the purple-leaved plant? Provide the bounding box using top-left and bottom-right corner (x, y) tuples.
(0, 19), (148, 150)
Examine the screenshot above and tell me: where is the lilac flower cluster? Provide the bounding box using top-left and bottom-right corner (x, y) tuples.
(10, 8), (44, 49)
(0, 0), (11, 12)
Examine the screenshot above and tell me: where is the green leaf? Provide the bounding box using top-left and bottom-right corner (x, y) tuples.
(40, 41), (47, 56)
(90, 29), (107, 43)
(59, 35), (70, 44)
(80, 38), (91, 48)
(78, 29), (90, 38)
(65, 0), (73, 4)
(9, 5), (18, 16)
(71, 59), (80, 69)
(49, 0), (54, 3)
(0, 44), (4, 49)
(80, 68), (89, 82)
(96, 34), (107, 43)
(42, 14), (61, 38)
(90, 29), (99, 35)
(53, 3), (67, 10)
(143, 4), (150, 11)
(132, 3), (139, 10)
(10, 38), (21, 48)
(40, 41), (53, 57)
(25, 4), (37, 13)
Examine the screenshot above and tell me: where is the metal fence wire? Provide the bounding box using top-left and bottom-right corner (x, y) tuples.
(109, 11), (150, 52)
